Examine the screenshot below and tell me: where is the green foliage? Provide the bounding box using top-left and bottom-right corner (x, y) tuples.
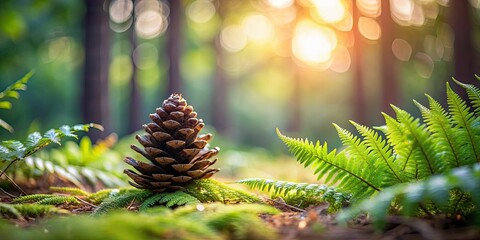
(94, 188), (151, 215)
(237, 178), (350, 210)
(278, 78), (480, 220)
(184, 179), (260, 204)
(12, 193), (80, 206)
(139, 191), (200, 210)
(5, 135), (125, 189)
(0, 203), (69, 219)
(95, 179), (260, 214)
(50, 186), (90, 196)
(0, 124), (102, 163)
(338, 163), (480, 228)
(0, 203), (279, 240)
(0, 71), (33, 132)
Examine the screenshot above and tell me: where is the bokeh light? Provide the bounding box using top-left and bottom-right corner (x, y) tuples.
(357, 0), (381, 17)
(266, 0), (295, 9)
(220, 25), (248, 52)
(292, 20), (337, 64)
(413, 52), (434, 78)
(329, 46), (351, 73)
(135, 0), (169, 39)
(311, 0), (345, 23)
(358, 17), (381, 40)
(133, 42), (158, 70)
(109, 0), (133, 24)
(242, 14), (274, 42)
(186, 0), (216, 24)
(392, 38), (412, 61)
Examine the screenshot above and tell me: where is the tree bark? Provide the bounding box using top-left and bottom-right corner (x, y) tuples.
(166, 0), (182, 94)
(128, 4), (141, 134)
(82, 0), (111, 141)
(450, 0), (476, 98)
(351, 0), (367, 124)
(379, 0), (398, 115)
(211, 0), (229, 134)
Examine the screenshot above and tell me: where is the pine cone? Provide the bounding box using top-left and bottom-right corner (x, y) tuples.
(124, 93), (220, 192)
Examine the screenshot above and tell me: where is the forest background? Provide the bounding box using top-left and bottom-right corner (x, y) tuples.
(1, 0), (479, 181)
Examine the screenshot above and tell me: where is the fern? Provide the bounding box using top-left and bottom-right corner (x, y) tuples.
(0, 124), (102, 163)
(237, 178), (350, 210)
(50, 187), (90, 196)
(94, 188), (152, 215)
(139, 191), (200, 210)
(278, 79), (480, 205)
(185, 179), (260, 203)
(0, 203), (69, 219)
(0, 71), (33, 132)
(12, 193), (80, 206)
(338, 163), (480, 228)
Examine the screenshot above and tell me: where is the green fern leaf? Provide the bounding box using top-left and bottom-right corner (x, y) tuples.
(94, 189), (152, 215)
(452, 77), (480, 115)
(12, 194), (54, 203)
(185, 179), (260, 204)
(447, 82), (480, 162)
(338, 163), (480, 228)
(36, 196), (80, 205)
(50, 187), (90, 196)
(237, 178), (350, 210)
(276, 128), (382, 200)
(350, 121), (403, 185)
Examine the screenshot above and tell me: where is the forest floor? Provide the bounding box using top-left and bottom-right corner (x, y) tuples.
(2, 191), (480, 240)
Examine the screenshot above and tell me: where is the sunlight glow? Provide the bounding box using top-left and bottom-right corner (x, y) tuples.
(292, 21), (337, 64)
(358, 17), (381, 40)
(390, 0), (426, 26)
(357, 0), (381, 17)
(220, 25), (248, 52)
(311, 0), (345, 23)
(186, 0), (216, 24)
(242, 14), (274, 42)
(135, 10), (167, 39)
(329, 46), (351, 73)
(266, 0), (295, 9)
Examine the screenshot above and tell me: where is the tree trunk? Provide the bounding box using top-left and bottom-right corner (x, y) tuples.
(351, 0), (367, 124)
(211, 0), (229, 135)
(450, 0), (476, 98)
(379, 0), (398, 115)
(128, 5), (141, 134)
(82, 0), (111, 141)
(166, 0), (182, 94)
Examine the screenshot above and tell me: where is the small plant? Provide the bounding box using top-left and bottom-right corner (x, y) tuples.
(275, 77), (480, 224)
(0, 71), (33, 133)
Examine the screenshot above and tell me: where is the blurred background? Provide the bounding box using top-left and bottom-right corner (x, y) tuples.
(0, 0), (479, 181)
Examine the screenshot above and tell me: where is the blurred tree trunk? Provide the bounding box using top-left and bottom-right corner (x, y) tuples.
(82, 0), (111, 141)
(450, 1), (476, 98)
(351, 0), (367, 124)
(211, 0), (229, 135)
(379, 0), (398, 115)
(128, 3), (141, 134)
(166, 0), (182, 94)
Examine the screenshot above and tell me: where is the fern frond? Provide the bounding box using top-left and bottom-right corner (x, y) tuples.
(350, 121), (403, 185)
(338, 163), (480, 228)
(0, 203), (68, 219)
(391, 105), (440, 178)
(36, 196), (80, 205)
(139, 191), (200, 211)
(237, 178), (350, 210)
(94, 188), (152, 215)
(0, 71), (33, 132)
(49, 187), (90, 196)
(453, 77), (480, 115)
(276, 128), (382, 200)
(185, 179), (260, 204)
(447, 82), (480, 162)
(0, 124), (102, 163)
(87, 189), (116, 205)
(12, 194), (55, 203)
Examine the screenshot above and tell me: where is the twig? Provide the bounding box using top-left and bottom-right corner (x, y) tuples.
(0, 186), (17, 198)
(3, 173), (27, 196)
(74, 196), (98, 209)
(266, 197), (306, 212)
